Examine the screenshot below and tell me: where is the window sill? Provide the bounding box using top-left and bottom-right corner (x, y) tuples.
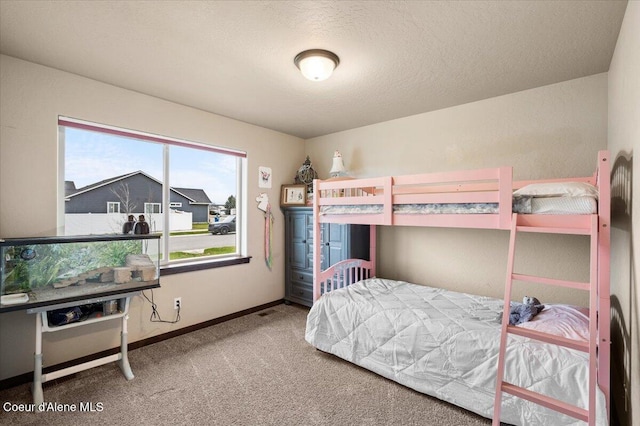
(160, 256), (251, 276)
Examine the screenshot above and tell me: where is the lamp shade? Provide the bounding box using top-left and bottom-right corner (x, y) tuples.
(294, 49), (340, 82)
(329, 151), (347, 177)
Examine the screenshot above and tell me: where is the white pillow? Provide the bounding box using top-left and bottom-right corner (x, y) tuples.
(517, 304), (590, 342)
(513, 182), (598, 199)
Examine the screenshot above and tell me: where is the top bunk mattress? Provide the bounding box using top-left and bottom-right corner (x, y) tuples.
(319, 195), (597, 216)
(319, 182), (599, 216)
(305, 278), (606, 425)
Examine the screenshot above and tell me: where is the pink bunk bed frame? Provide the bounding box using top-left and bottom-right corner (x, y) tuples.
(311, 150), (611, 421)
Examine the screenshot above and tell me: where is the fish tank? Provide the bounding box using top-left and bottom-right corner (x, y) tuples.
(0, 234), (161, 313)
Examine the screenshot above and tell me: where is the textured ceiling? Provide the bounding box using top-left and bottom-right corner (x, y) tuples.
(0, 1), (627, 139)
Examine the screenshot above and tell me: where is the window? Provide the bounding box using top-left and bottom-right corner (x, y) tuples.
(59, 117), (246, 267)
(107, 202), (120, 214)
(144, 203), (162, 215)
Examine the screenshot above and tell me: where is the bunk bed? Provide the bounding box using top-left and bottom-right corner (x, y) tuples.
(305, 151), (610, 426)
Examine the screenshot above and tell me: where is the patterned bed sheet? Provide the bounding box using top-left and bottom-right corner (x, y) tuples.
(305, 278), (606, 425)
(319, 195), (597, 215)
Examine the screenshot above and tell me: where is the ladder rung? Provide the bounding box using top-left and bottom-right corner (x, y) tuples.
(507, 325), (589, 352)
(500, 382), (589, 422)
(511, 273), (590, 291)
(516, 225), (591, 235)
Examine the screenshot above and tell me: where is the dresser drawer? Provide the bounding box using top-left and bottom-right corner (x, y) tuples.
(290, 282), (313, 303)
(290, 270), (313, 286)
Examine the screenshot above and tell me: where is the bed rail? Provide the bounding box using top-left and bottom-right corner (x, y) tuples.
(314, 166), (514, 230)
(314, 259), (374, 301)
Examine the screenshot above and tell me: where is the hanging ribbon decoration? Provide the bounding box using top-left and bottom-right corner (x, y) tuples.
(264, 203), (274, 270)
(256, 193), (273, 270)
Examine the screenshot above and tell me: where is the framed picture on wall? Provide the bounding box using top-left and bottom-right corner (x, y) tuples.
(280, 184), (307, 206)
(258, 166), (272, 188)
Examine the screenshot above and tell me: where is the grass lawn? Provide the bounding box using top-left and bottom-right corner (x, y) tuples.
(169, 246), (235, 260)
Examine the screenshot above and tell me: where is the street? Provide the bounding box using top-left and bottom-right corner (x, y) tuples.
(169, 233), (236, 252)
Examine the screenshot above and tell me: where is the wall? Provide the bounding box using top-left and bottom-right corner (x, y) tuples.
(607, 2), (639, 425)
(306, 73), (607, 305)
(0, 55), (304, 380)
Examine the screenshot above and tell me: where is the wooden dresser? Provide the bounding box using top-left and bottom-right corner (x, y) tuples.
(282, 206), (369, 307)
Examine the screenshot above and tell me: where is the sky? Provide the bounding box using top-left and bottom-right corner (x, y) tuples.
(64, 127), (237, 204)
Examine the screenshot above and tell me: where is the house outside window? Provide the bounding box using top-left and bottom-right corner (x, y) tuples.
(59, 117), (246, 265)
(107, 202), (120, 214)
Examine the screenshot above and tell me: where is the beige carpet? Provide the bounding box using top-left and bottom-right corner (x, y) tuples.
(0, 303), (490, 425)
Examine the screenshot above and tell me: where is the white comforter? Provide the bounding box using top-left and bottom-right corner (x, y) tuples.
(305, 278), (606, 425)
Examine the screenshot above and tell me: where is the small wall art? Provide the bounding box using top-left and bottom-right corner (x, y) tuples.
(258, 166), (272, 188)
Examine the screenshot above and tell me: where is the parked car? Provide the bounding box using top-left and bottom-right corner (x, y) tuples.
(209, 215), (236, 235)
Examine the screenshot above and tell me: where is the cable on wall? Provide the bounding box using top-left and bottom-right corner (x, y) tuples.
(142, 290), (181, 324)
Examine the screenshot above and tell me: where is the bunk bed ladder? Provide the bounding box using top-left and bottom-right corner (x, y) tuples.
(493, 213), (599, 426)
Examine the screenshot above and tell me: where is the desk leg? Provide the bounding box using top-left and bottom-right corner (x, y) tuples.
(32, 313), (44, 409)
(118, 313), (134, 380)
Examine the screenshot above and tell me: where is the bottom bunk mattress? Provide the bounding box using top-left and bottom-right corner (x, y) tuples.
(305, 278), (606, 426)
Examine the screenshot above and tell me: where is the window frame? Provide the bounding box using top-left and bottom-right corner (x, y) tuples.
(107, 201), (120, 214)
(58, 117), (249, 272)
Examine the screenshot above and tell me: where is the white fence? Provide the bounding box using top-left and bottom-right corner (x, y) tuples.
(65, 211), (192, 235)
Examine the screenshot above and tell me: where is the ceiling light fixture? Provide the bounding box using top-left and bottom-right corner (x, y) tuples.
(294, 49), (340, 82)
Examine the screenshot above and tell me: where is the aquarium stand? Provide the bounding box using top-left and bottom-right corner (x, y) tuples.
(27, 291), (139, 410)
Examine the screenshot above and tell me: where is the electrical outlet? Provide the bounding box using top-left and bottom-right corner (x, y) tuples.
(173, 297), (181, 310)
